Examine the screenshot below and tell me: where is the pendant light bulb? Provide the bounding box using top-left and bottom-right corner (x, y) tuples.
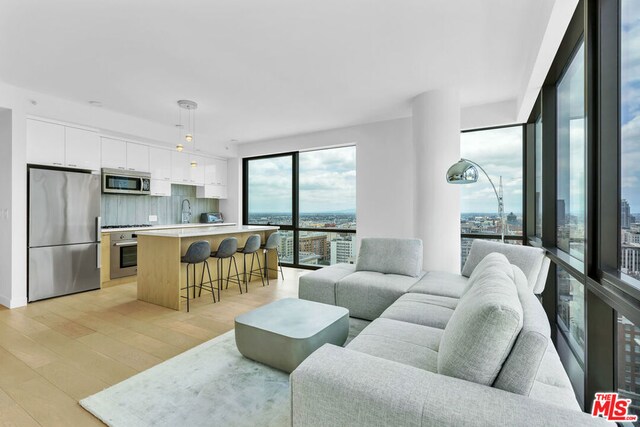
(176, 144), (184, 152)
(190, 160), (197, 168)
(185, 134), (193, 143)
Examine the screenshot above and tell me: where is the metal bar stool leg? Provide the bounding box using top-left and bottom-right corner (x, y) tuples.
(264, 250), (270, 286)
(198, 262), (206, 297)
(186, 263), (191, 312)
(204, 260), (215, 303)
(255, 252), (265, 286)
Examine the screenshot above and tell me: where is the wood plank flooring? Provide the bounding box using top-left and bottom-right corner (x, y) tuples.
(0, 268), (305, 426)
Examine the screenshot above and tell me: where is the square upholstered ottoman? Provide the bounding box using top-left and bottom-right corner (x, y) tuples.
(235, 298), (349, 373)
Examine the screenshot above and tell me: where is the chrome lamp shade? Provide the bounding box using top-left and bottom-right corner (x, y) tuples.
(446, 159), (479, 184)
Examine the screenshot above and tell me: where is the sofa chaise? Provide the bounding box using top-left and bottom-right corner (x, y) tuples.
(292, 238), (605, 426)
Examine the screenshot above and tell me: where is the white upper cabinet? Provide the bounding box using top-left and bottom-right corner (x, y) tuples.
(26, 119), (101, 170)
(26, 119), (65, 167)
(171, 151), (189, 184)
(149, 147), (172, 181)
(126, 143), (150, 173)
(150, 179), (171, 197)
(189, 155), (206, 185)
(204, 157), (227, 185)
(65, 127), (101, 170)
(101, 137), (127, 170)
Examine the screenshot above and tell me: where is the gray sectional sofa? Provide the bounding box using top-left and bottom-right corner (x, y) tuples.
(292, 238), (605, 426)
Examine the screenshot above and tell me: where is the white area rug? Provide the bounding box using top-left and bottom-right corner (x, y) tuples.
(80, 318), (369, 427)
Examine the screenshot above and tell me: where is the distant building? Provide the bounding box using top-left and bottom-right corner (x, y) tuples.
(299, 233), (330, 262)
(507, 212), (517, 224)
(617, 316), (640, 419)
(623, 199), (632, 229)
(557, 199), (566, 226)
(331, 237), (355, 265)
(622, 244), (640, 279)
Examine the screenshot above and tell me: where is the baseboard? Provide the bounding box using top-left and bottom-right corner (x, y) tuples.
(0, 294), (27, 309)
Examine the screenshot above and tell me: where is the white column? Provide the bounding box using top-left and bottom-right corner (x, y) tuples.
(412, 90), (461, 273)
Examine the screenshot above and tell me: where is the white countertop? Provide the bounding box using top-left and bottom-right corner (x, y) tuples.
(101, 223), (236, 233)
(135, 225), (279, 238)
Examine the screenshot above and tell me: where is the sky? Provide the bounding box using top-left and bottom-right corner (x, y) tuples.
(460, 126), (523, 214)
(247, 146), (356, 214)
(621, 0), (640, 212)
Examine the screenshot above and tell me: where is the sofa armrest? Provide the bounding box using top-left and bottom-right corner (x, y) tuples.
(291, 345), (607, 427)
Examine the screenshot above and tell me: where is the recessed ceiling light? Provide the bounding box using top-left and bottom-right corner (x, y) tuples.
(88, 101), (102, 107)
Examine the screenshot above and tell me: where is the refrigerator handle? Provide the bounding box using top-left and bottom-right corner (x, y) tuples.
(97, 243), (101, 269)
(96, 217), (102, 242)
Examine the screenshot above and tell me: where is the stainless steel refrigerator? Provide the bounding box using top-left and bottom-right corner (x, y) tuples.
(28, 168), (101, 302)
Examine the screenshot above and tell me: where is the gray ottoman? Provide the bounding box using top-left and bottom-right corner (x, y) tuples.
(235, 298), (349, 373)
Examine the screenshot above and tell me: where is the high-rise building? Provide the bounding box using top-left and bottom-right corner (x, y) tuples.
(623, 199), (632, 229)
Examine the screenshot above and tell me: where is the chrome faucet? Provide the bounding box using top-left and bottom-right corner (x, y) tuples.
(181, 199), (192, 224)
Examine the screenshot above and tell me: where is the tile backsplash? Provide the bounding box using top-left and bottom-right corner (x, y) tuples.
(101, 184), (220, 226)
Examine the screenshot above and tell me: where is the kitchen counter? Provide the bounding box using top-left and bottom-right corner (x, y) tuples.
(136, 225), (280, 310)
(101, 222), (236, 233)
(136, 225), (277, 239)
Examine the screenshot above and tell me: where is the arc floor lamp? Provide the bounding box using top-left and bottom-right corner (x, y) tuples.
(446, 158), (505, 243)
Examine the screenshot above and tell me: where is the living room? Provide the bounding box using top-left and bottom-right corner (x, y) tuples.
(0, 0), (636, 425)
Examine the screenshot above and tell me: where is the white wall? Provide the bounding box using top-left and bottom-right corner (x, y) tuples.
(237, 118), (416, 242)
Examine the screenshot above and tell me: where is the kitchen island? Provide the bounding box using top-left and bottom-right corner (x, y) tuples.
(136, 225), (280, 310)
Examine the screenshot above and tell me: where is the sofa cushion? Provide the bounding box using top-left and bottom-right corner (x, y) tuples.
(355, 238), (423, 277)
(407, 271), (469, 299)
(437, 264), (523, 386)
(528, 344), (581, 411)
(336, 271), (423, 320)
(462, 240), (546, 293)
(347, 318), (441, 372)
(380, 293), (457, 329)
(493, 265), (550, 396)
(298, 263), (356, 306)
(465, 252), (513, 292)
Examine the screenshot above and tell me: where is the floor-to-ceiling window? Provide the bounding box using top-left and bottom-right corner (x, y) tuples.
(535, 116), (543, 238)
(556, 42), (586, 262)
(244, 146), (356, 268)
(459, 125), (524, 267)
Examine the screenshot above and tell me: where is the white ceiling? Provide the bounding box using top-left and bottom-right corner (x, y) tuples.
(0, 0), (573, 147)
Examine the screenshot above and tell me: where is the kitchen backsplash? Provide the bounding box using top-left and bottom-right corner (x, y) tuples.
(101, 184), (220, 226)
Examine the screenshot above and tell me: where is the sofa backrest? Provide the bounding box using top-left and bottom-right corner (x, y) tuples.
(493, 265), (550, 396)
(462, 240), (549, 294)
(355, 238), (423, 277)
(437, 256), (523, 386)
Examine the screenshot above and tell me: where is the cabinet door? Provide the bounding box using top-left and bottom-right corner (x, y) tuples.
(189, 155), (205, 185)
(150, 179), (171, 197)
(101, 137), (127, 170)
(126, 143), (150, 172)
(216, 158), (228, 186)
(149, 147), (172, 181)
(196, 184), (227, 199)
(26, 119), (65, 166)
(65, 127), (101, 170)
(171, 151), (187, 183)
(204, 157), (218, 185)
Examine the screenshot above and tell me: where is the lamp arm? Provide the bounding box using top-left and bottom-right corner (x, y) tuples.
(460, 158), (505, 242)
(460, 158), (501, 204)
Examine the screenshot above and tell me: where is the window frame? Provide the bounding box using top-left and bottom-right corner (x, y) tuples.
(242, 148), (357, 270)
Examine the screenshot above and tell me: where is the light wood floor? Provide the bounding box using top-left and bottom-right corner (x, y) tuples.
(0, 268), (306, 426)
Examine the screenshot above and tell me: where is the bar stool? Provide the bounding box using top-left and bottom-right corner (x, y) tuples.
(210, 237), (242, 297)
(180, 240), (216, 312)
(236, 234), (265, 292)
(261, 232), (284, 286)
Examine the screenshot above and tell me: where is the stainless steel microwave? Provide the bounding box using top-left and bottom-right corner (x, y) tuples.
(102, 168), (151, 195)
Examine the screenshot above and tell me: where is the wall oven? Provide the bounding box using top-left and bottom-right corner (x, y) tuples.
(110, 232), (139, 279)
(102, 168), (151, 195)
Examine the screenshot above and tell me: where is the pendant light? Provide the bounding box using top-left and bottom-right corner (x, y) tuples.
(177, 100), (198, 164)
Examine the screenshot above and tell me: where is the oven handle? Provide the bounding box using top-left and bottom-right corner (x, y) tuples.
(114, 241), (138, 247)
